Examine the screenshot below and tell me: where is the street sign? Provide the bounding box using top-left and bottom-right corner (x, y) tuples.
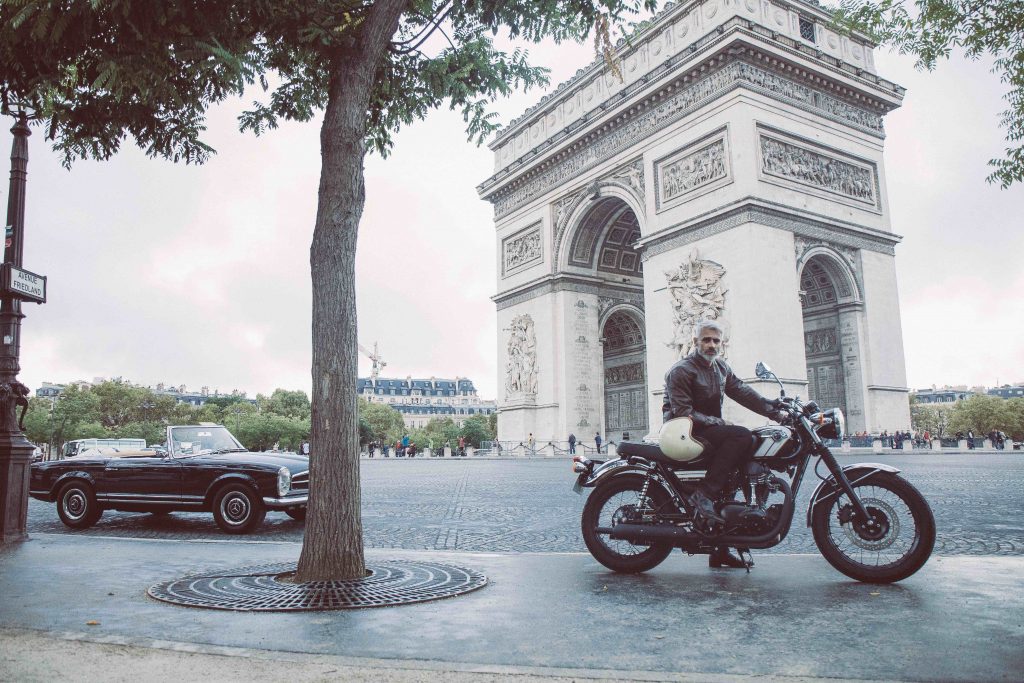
(1, 264), (46, 303)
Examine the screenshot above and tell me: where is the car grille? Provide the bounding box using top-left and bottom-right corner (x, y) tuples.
(291, 471), (309, 492)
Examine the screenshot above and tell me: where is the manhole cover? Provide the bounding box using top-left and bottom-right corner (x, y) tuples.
(147, 560), (487, 611)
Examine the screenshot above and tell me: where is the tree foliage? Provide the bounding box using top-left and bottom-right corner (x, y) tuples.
(945, 394), (1024, 439)
(833, 0), (1024, 187)
(1, 0), (657, 581)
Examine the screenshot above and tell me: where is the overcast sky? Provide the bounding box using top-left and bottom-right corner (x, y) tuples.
(3, 32), (1022, 401)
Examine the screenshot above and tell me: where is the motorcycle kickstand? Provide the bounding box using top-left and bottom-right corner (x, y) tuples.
(739, 549), (753, 573)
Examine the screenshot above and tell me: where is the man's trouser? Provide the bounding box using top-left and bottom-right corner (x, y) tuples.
(694, 424), (754, 495)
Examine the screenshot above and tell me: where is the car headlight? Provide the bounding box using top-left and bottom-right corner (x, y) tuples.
(277, 467), (291, 496)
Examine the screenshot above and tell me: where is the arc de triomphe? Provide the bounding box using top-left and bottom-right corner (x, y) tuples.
(478, 0), (911, 446)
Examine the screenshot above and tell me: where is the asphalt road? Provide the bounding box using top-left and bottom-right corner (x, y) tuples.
(26, 451), (1024, 556)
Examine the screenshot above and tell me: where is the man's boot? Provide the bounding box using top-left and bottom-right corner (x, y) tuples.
(686, 488), (726, 524)
(709, 546), (752, 569)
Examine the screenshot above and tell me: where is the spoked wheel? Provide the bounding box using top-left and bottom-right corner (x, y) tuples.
(811, 471), (935, 583)
(582, 474), (674, 573)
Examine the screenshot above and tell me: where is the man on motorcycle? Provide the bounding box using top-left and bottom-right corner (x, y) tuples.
(662, 319), (784, 569)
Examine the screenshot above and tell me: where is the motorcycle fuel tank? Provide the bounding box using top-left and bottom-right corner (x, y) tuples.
(750, 425), (797, 459)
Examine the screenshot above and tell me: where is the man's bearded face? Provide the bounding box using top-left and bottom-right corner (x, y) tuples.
(694, 328), (722, 360)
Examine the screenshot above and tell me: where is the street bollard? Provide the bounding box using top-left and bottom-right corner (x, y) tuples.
(872, 439), (882, 454)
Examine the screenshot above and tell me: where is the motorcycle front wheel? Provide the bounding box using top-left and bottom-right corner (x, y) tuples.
(581, 474), (674, 573)
(811, 471), (935, 583)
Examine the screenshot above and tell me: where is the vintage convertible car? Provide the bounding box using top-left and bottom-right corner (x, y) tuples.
(30, 424), (308, 534)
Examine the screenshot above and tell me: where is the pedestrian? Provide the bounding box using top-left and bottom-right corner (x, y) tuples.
(568, 433), (577, 455)
(527, 433), (536, 454)
(594, 432), (602, 454)
(458, 435), (466, 457)
(967, 429), (975, 449)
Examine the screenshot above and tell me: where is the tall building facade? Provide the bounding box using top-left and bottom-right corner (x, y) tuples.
(357, 376), (497, 429)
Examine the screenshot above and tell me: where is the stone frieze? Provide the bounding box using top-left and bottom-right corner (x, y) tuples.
(489, 59), (884, 219)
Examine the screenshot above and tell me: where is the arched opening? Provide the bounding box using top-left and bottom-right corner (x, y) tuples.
(565, 196), (643, 283)
(560, 194), (647, 443)
(799, 255), (855, 418)
(601, 308), (648, 442)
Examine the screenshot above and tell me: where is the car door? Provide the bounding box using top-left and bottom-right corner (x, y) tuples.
(101, 454), (187, 507)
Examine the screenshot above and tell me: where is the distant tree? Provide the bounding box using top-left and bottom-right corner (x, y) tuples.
(947, 395), (1013, 435)
(22, 397), (52, 446)
(47, 385), (101, 452)
(264, 389), (312, 420)
(910, 401), (948, 437)
(358, 399), (405, 445)
(460, 414), (493, 447)
(0, 0), (657, 581)
(91, 381), (153, 429)
(834, 0), (1024, 187)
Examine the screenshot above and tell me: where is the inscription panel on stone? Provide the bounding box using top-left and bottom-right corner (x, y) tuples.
(502, 223), (544, 276)
(758, 129), (879, 209)
(571, 299), (597, 429)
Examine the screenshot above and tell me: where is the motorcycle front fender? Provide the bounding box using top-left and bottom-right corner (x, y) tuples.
(805, 462), (901, 526)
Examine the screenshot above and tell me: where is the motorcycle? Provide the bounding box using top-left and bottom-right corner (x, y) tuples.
(572, 362), (935, 583)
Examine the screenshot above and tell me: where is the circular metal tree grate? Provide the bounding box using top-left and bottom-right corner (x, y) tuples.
(147, 560), (487, 611)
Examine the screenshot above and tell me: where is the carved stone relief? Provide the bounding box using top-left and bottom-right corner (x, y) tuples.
(665, 249), (728, 358)
(760, 136), (876, 204)
(502, 225), (543, 275)
(505, 314), (538, 397)
(805, 328), (839, 356)
(605, 362), (645, 386)
(663, 140), (726, 200)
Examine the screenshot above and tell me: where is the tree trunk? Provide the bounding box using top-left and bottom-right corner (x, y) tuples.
(294, 0), (408, 583)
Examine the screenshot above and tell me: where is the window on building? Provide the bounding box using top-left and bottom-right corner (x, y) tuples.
(799, 16), (815, 43)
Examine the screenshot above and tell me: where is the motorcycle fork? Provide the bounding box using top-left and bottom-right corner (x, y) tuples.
(815, 444), (872, 520)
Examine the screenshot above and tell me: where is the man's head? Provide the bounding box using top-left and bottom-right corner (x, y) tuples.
(692, 320), (724, 361)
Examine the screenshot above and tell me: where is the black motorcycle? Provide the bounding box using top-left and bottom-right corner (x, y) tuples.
(573, 362), (935, 583)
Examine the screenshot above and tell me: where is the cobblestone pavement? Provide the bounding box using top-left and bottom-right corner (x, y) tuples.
(26, 452), (1024, 556)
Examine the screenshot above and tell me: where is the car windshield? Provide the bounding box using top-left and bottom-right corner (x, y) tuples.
(169, 426), (245, 457)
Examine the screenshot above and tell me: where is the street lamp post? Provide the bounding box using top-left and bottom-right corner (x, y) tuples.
(0, 113), (37, 543)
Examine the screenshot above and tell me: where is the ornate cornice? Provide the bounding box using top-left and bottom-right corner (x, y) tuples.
(483, 53), (888, 220)
(494, 275), (643, 312)
(638, 199), (900, 260)
(490, 6), (894, 151)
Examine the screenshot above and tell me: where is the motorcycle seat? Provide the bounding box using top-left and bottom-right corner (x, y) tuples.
(616, 441), (712, 470)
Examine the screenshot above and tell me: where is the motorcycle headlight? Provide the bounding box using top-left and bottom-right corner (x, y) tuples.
(815, 408), (845, 440)
(277, 467), (291, 496)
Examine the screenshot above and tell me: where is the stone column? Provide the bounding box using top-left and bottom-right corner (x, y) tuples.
(837, 303), (870, 435)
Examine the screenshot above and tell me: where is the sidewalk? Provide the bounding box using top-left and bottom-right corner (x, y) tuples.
(2, 534), (1022, 682)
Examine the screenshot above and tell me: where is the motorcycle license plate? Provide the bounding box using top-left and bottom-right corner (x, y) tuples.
(572, 480), (583, 495)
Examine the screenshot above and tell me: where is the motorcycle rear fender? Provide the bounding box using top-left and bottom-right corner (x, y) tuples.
(580, 457), (653, 488)
(805, 462), (900, 526)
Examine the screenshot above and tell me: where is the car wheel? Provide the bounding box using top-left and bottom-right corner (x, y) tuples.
(285, 507), (306, 521)
(212, 482), (266, 534)
(56, 480), (103, 530)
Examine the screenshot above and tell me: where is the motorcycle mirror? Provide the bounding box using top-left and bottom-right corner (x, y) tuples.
(755, 362), (771, 378)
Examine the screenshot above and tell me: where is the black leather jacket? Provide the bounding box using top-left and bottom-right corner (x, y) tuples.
(662, 352), (776, 430)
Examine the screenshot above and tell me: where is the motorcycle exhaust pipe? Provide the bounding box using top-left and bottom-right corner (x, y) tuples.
(601, 478), (796, 549)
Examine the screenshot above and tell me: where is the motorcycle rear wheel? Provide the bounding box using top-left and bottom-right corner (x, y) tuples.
(582, 474), (674, 573)
(811, 471), (935, 583)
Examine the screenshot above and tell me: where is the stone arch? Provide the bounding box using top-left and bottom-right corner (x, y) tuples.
(796, 245), (862, 305)
(799, 250), (867, 430)
(600, 306), (648, 443)
(554, 182), (646, 275)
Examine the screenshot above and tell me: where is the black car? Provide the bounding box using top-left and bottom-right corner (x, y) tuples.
(30, 424), (308, 534)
